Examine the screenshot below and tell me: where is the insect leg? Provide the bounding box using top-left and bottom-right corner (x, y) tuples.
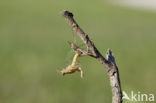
(78, 67), (83, 78)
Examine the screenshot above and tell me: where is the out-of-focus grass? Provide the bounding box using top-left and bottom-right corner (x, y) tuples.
(0, 0), (156, 103)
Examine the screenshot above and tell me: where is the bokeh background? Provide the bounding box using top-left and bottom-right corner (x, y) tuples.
(0, 0), (156, 103)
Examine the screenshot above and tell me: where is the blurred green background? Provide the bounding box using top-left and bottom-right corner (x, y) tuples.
(0, 0), (156, 103)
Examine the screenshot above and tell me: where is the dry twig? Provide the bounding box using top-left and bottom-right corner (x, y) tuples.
(61, 10), (122, 103)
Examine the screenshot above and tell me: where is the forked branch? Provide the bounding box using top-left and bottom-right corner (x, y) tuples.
(62, 10), (122, 103)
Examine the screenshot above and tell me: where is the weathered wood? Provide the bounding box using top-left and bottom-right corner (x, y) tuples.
(62, 10), (122, 103)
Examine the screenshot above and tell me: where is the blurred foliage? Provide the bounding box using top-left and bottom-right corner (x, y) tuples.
(0, 0), (156, 103)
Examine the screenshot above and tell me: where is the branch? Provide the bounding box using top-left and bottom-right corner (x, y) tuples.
(68, 42), (88, 56)
(62, 10), (122, 103)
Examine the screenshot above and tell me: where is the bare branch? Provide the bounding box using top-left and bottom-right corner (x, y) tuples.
(62, 10), (122, 103)
(68, 42), (88, 56)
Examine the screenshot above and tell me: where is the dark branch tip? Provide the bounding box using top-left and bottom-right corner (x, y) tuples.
(62, 10), (73, 17)
(106, 48), (113, 56)
(106, 48), (116, 65)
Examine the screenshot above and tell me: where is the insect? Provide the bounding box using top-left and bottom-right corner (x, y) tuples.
(60, 30), (84, 78)
(60, 52), (83, 78)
